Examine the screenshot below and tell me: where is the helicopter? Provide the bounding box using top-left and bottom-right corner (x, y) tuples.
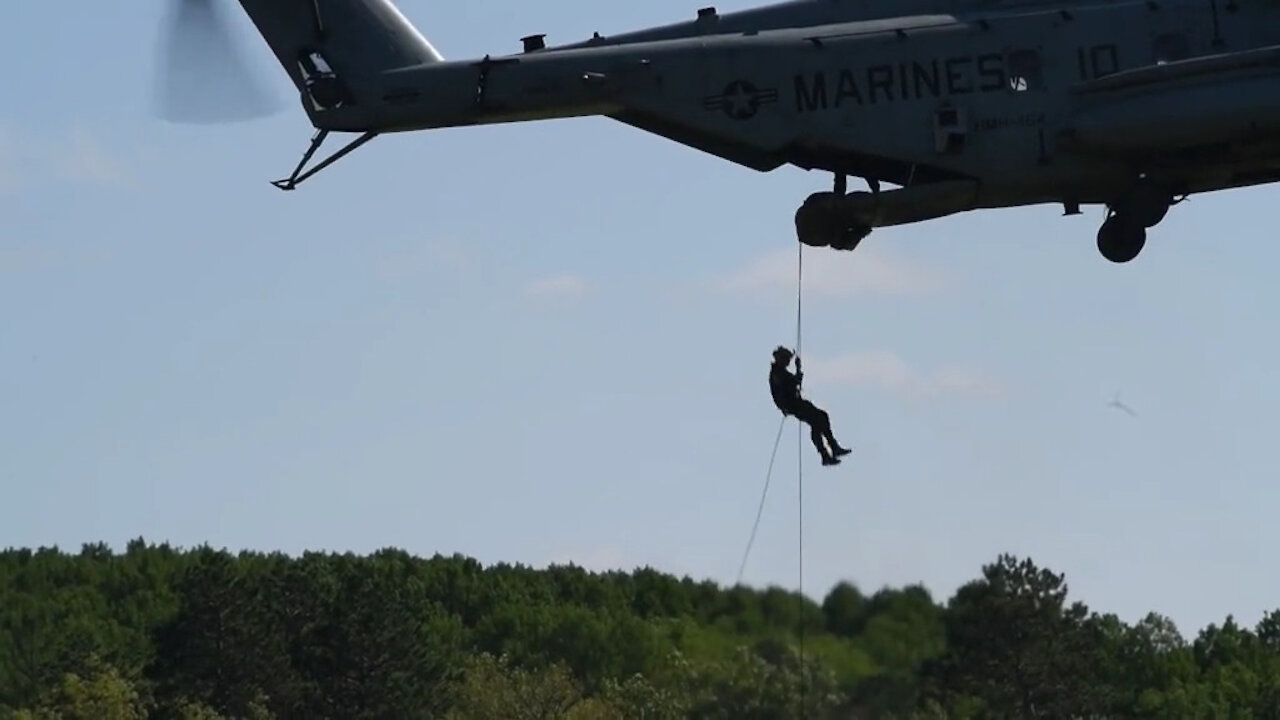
(157, 0), (1280, 264)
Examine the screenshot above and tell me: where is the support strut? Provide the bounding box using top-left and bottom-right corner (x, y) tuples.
(271, 129), (379, 191)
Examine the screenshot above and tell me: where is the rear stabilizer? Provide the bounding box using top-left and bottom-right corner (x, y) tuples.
(237, 0), (442, 121)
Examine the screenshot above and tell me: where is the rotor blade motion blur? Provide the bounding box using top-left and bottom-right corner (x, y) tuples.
(155, 0), (281, 124)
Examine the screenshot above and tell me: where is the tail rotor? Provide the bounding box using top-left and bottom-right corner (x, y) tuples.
(154, 0), (282, 124)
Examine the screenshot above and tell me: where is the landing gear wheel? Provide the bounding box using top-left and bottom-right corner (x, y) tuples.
(1097, 215), (1146, 263)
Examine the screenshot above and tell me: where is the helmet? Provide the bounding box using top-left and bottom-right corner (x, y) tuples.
(772, 346), (793, 361)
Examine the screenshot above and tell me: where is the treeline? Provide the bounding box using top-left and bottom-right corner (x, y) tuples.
(1, 541), (1278, 718)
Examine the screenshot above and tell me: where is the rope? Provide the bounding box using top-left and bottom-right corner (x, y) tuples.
(796, 242), (806, 718)
(796, 242), (803, 358)
(735, 240), (807, 715)
(735, 415), (787, 587)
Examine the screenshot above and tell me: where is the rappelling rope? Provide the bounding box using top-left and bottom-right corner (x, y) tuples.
(735, 240), (808, 715)
(795, 241), (807, 717)
(735, 416), (787, 587)
(796, 239), (803, 360)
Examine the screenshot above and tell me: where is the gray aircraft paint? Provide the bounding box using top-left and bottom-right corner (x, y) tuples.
(220, 0), (1280, 263)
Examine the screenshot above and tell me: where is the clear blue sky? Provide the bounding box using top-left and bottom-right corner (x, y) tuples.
(3, 0), (1277, 639)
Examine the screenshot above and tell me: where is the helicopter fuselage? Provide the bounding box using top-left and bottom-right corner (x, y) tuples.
(244, 0), (1280, 263)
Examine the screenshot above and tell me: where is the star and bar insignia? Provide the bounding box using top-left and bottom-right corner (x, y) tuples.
(702, 80), (778, 120)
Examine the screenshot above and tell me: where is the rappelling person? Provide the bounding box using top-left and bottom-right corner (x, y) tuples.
(769, 346), (852, 466)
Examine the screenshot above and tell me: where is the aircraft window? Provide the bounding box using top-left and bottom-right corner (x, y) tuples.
(1006, 49), (1043, 91)
(1153, 33), (1190, 64)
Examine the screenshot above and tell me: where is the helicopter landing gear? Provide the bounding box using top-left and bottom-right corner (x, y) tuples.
(795, 191), (872, 251)
(1094, 178), (1175, 263)
(1097, 212), (1146, 263)
(794, 173), (874, 250)
(270, 129), (379, 191)
(795, 175), (980, 250)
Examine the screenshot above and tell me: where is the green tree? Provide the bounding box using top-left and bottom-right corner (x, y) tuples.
(448, 653), (584, 719)
(148, 547), (293, 717)
(683, 643), (845, 719)
(296, 550), (466, 719)
(822, 582), (868, 638)
(11, 658), (147, 720)
(924, 554), (1111, 718)
(7, 542), (1280, 720)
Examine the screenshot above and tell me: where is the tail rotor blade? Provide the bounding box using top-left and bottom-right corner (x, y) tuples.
(154, 0), (282, 124)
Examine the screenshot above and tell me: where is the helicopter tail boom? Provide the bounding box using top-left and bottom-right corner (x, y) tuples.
(263, 47), (633, 190)
(236, 0), (443, 122)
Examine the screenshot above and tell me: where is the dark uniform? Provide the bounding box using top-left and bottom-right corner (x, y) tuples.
(769, 346), (851, 465)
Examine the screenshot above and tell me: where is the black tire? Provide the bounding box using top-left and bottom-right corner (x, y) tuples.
(1096, 215), (1147, 263)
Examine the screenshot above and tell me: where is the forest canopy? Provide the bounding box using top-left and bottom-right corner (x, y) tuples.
(2, 541), (1278, 718)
